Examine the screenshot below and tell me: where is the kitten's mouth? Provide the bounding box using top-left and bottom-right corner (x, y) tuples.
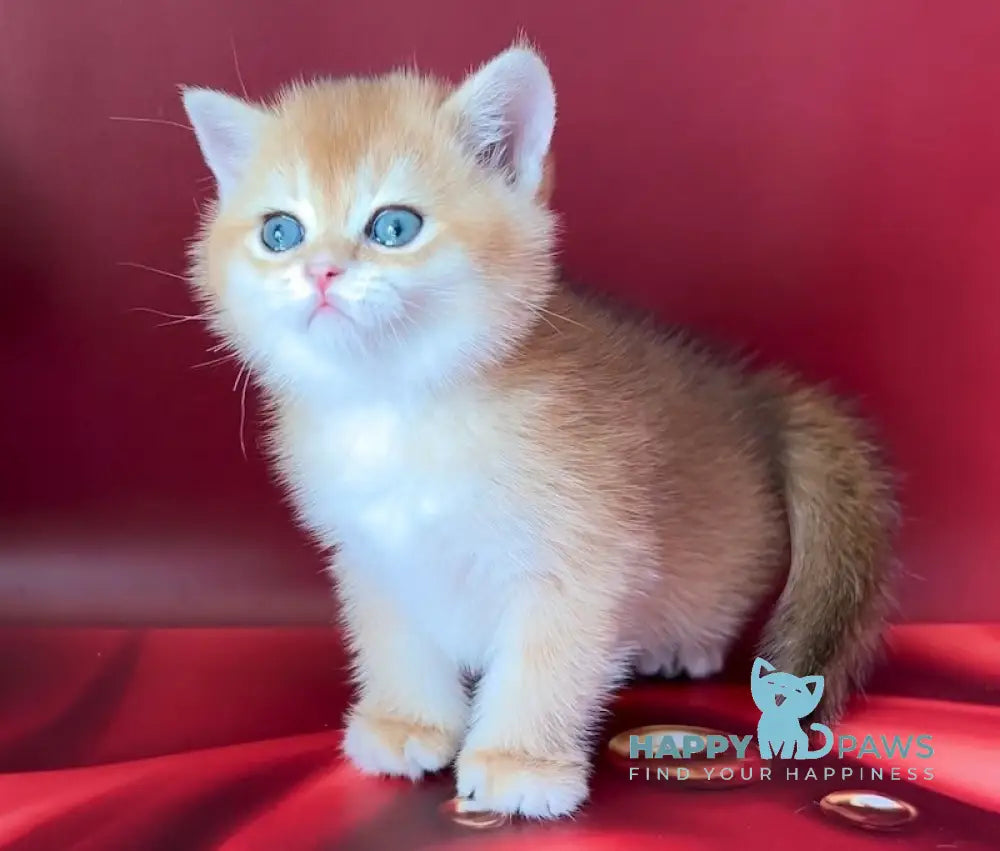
(773, 694), (787, 708)
(308, 300), (346, 326)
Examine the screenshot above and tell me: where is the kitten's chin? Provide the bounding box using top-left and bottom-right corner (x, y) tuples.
(241, 315), (411, 394)
(233, 292), (502, 397)
(308, 303), (344, 323)
(305, 302), (358, 336)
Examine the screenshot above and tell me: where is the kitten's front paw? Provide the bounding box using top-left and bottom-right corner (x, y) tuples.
(455, 748), (589, 818)
(343, 709), (460, 781)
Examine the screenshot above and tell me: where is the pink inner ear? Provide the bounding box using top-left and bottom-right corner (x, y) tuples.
(212, 130), (249, 174)
(452, 48), (555, 192)
(508, 71), (554, 174)
(182, 89), (264, 199)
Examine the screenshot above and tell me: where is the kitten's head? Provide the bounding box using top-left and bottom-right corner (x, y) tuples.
(183, 46), (557, 394)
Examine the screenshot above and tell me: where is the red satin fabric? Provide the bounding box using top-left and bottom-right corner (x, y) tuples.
(1, 625), (997, 850)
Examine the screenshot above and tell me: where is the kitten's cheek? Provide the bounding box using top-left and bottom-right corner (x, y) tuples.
(399, 287), (428, 314)
(335, 278), (368, 308)
(285, 268), (314, 302)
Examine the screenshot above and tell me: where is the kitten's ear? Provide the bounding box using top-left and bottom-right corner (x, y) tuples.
(181, 87), (267, 200)
(445, 46), (556, 197)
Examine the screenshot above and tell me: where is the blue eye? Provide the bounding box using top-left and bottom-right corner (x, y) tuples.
(261, 213), (305, 252)
(366, 207), (423, 248)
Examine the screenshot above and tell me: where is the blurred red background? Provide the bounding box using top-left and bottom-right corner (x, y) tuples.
(2, 0), (998, 624)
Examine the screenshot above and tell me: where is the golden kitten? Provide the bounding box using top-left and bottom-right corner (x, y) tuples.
(181, 45), (897, 817)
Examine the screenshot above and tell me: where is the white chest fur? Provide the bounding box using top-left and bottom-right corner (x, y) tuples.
(279, 390), (536, 668)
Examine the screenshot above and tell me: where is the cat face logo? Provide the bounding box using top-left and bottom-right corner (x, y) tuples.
(751, 658), (834, 760)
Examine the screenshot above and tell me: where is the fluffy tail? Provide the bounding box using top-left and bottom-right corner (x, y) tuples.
(759, 378), (899, 724)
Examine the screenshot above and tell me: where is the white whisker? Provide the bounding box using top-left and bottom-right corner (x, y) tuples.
(387, 316), (402, 348)
(230, 35), (250, 99)
(537, 304), (589, 330)
(192, 354), (237, 370)
(109, 116), (192, 132)
(533, 310), (561, 334)
(234, 364), (251, 460)
(119, 261), (188, 282)
(129, 306), (207, 323)
(507, 292), (590, 331)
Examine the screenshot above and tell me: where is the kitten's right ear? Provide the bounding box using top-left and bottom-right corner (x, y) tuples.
(181, 88), (267, 200)
(445, 46), (556, 197)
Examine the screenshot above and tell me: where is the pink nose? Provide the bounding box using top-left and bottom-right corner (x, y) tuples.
(306, 261), (343, 293)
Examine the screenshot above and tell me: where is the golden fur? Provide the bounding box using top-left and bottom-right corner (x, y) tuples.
(181, 46), (898, 818)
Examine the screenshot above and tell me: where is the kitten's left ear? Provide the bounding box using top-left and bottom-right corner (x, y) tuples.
(445, 46), (556, 197)
(181, 87), (268, 201)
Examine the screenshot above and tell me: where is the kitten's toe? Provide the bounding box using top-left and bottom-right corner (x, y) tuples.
(678, 644), (725, 679)
(343, 709), (459, 780)
(636, 648), (682, 678)
(455, 748), (588, 818)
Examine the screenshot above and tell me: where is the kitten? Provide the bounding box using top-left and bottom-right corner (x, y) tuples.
(181, 44), (898, 817)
